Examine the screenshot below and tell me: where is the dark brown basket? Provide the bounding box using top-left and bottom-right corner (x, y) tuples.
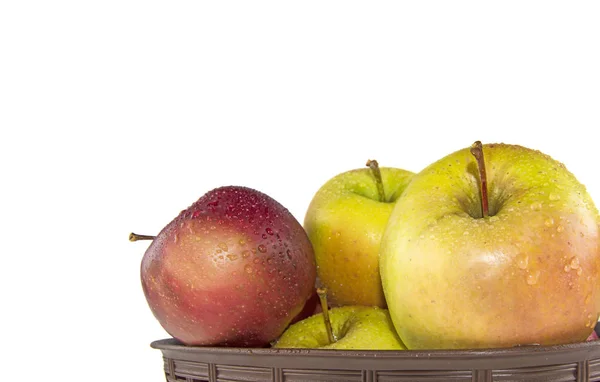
(152, 338), (600, 382)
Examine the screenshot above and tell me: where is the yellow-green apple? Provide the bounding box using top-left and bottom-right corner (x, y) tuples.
(273, 305), (405, 349)
(380, 142), (600, 349)
(304, 161), (413, 307)
(139, 186), (316, 347)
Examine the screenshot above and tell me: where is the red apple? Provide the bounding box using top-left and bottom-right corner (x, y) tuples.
(140, 186), (316, 347)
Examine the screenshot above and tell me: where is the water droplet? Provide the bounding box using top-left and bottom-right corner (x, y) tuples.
(549, 193), (561, 201)
(227, 254), (238, 261)
(463, 231), (470, 236)
(192, 210), (201, 218)
(258, 244), (267, 253)
(544, 218), (554, 227)
(244, 265), (253, 274)
(586, 294), (592, 304)
(530, 202), (543, 211)
(587, 314), (594, 328)
(173, 233), (178, 244)
(242, 250), (251, 259)
(239, 238), (246, 246)
(577, 268), (583, 276)
(557, 225), (564, 233)
(570, 257), (580, 269)
(267, 257), (273, 264)
(218, 242), (228, 251)
(564, 265), (571, 272)
(266, 228), (274, 235)
(218, 255), (224, 260)
(262, 234), (268, 239)
(517, 255), (529, 270)
(253, 258), (260, 264)
(527, 270), (540, 285)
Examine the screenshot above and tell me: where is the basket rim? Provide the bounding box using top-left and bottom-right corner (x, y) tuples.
(151, 337), (600, 359)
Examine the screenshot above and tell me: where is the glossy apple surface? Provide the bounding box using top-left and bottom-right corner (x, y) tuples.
(141, 186), (316, 347)
(304, 167), (413, 307)
(380, 143), (600, 349)
(273, 306), (405, 350)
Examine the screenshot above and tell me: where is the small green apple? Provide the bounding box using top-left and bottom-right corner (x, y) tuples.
(304, 161), (413, 307)
(380, 142), (600, 349)
(273, 305), (405, 350)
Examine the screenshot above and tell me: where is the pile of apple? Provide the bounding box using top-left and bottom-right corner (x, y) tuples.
(134, 142), (600, 350)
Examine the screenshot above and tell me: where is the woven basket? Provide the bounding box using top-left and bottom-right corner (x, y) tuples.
(152, 338), (600, 382)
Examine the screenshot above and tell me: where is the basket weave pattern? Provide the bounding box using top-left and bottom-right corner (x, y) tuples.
(153, 339), (600, 382)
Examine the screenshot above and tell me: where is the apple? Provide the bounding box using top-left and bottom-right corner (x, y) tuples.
(304, 160), (413, 307)
(380, 142), (600, 349)
(289, 289), (323, 325)
(139, 186), (316, 347)
(273, 305), (405, 350)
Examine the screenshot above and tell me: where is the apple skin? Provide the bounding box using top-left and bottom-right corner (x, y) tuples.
(380, 143), (600, 349)
(289, 290), (322, 325)
(304, 167), (413, 307)
(273, 306), (406, 350)
(141, 186), (316, 347)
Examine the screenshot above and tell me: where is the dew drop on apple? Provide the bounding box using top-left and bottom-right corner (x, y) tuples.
(242, 250), (251, 259)
(557, 225), (565, 233)
(244, 265), (253, 274)
(586, 294), (592, 304)
(266, 228), (274, 235)
(517, 255), (529, 270)
(570, 257), (580, 270)
(549, 193), (561, 201)
(258, 244), (267, 253)
(545, 218), (554, 227)
(526, 270), (540, 285)
(530, 202), (543, 211)
(586, 314), (594, 328)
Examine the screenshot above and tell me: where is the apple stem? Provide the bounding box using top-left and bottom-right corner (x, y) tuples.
(469, 141), (489, 218)
(129, 232), (156, 242)
(366, 159), (386, 202)
(316, 287), (336, 344)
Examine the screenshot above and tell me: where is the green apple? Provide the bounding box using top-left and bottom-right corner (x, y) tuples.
(304, 161), (413, 307)
(380, 142), (600, 349)
(273, 305), (405, 349)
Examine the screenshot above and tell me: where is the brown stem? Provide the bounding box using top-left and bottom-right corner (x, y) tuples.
(469, 141), (489, 218)
(129, 232), (156, 242)
(366, 159), (386, 202)
(316, 287), (336, 344)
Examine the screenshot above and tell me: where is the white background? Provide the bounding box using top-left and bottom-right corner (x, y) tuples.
(1, 1), (599, 381)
